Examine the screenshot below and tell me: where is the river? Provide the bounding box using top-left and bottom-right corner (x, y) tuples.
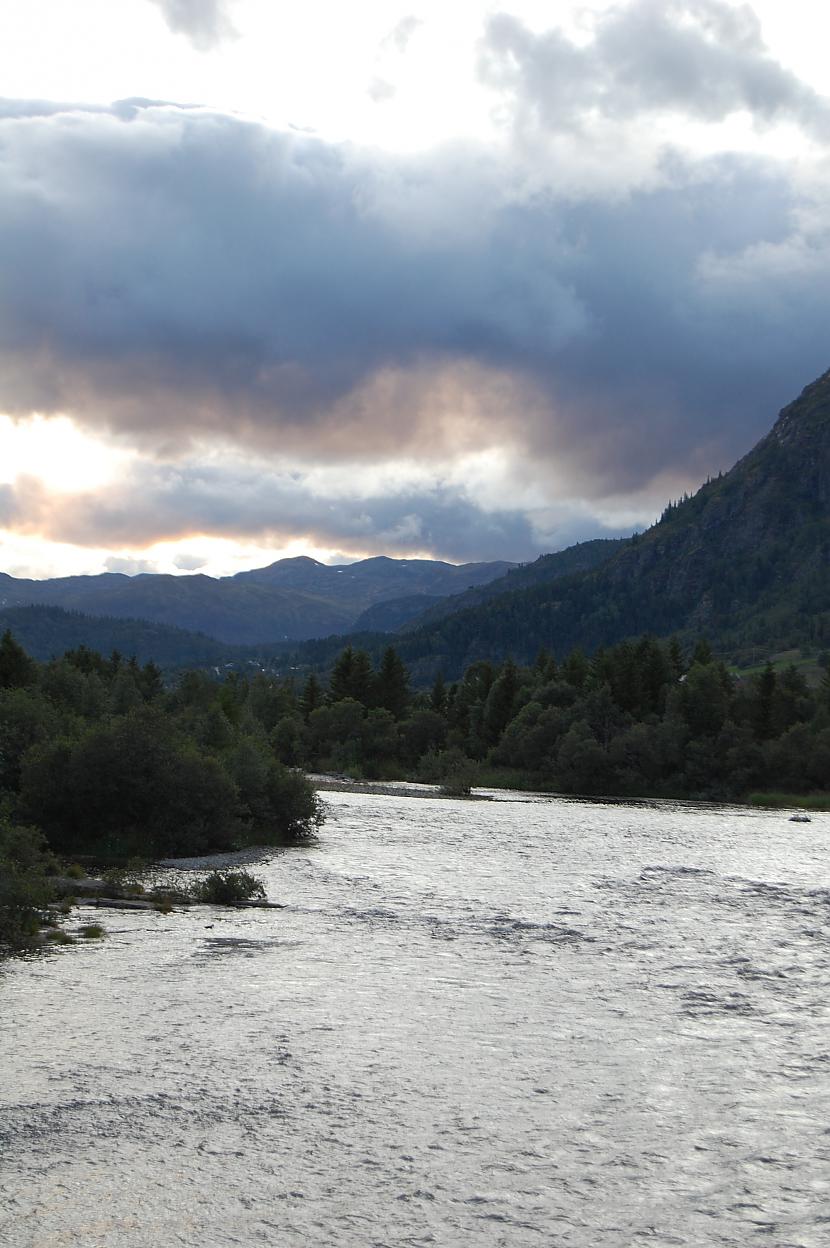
(1, 788), (829, 1247)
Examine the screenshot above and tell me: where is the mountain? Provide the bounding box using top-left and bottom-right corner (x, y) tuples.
(0, 555), (515, 645)
(395, 538), (629, 631)
(315, 368), (830, 680)
(0, 605), (254, 669)
(353, 594), (448, 632)
(233, 554), (515, 603)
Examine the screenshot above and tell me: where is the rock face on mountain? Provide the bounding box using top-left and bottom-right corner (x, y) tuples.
(0, 556), (515, 645)
(390, 369), (830, 675)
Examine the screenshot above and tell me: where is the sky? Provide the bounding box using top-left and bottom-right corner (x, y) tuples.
(1, 0), (830, 579)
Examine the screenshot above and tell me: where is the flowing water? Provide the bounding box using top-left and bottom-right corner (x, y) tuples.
(1, 789), (829, 1247)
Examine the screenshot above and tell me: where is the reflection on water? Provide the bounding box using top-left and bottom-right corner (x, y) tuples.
(1, 791), (829, 1247)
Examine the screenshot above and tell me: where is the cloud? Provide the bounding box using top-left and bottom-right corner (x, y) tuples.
(480, 1), (830, 140)
(104, 555), (159, 575)
(0, 88), (829, 512)
(173, 551), (209, 571)
(382, 16), (422, 55)
(0, 459), (545, 563)
(368, 78), (397, 104)
(148, 0), (237, 50)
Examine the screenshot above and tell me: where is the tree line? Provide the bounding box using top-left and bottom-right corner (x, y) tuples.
(273, 638), (830, 801)
(0, 631), (321, 951)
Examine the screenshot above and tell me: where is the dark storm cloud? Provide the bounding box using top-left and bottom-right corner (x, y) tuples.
(0, 99), (586, 451)
(0, 81), (829, 499)
(480, 0), (830, 139)
(4, 463), (542, 563)
(148, 0), (237, 50)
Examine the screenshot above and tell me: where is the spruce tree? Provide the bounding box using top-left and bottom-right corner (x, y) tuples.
(0, 631), (35, 690)
(430, 671), (447, 716)
(300, 673), (323, 720)
(375, 647), (410, 719)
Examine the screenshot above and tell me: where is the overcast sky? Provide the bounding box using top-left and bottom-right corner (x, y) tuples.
(1, 0), (829, 578)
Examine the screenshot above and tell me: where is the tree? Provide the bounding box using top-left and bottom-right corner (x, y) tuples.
(483, 658), (519, 744)
(561, 648), (589, 689)
(0, 688), (61, 792)
(20, 709), (240, 857)
(691, 638), (713, 667)
(329, 647), (375, 706)
(375, 647), (410, 719)
(399, 708), (447, 766)
(430, 671), (447, 716)
(680, 662), (729, 738)
(300, 673), (324, 720)
(754, 662), (777, 741)
(0, 632), (35, 690)
(0, 813), (54, 951)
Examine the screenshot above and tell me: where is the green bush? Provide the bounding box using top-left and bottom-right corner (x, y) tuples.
(189, 869), (266, 905)
(0, 815), (55, 952)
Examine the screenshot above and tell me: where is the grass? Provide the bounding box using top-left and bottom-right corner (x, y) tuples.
(79, 924), (105, 939)
(730, 649), (825, 688)
(748, 791), (830, 811)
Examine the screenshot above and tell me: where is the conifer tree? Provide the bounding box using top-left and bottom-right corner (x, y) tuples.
(329, 646), (356, 703)
(328, 647), (375, 706)
(300, 673), (323, 720)
(483, 658), (519, 744)
(430, 671), (447, 716)
(0, 631), (35, 690)
(691, 638), (713, 667)
(375, 647), (410, 719)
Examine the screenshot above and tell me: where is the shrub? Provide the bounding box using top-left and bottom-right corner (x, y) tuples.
(436, 748), (479, 797)
(189, 869), (266, 905)
(0, 815), (55, 952)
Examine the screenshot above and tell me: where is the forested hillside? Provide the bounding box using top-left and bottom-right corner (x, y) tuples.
(0, 605), (254, 669)
(376, 370), (830, 677)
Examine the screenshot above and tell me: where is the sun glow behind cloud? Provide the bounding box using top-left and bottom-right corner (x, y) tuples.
(2, 0), (830, 579)
(0, 415), (130, 492)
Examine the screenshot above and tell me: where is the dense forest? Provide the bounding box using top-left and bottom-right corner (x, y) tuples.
(0, 631), (321, 951)
(273, 640), (830, 803)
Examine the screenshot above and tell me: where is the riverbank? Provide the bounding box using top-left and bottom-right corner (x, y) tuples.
(748, 790), (830, 811)
(310, 772), (830, 816)
(309, 774), (492, 800)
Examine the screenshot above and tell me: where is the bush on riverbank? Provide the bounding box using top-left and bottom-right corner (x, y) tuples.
(190, 869), (266, 904)
(0, 812), (56, 951)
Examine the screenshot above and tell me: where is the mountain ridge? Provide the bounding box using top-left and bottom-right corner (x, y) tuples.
(0, 555), (516, 645)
